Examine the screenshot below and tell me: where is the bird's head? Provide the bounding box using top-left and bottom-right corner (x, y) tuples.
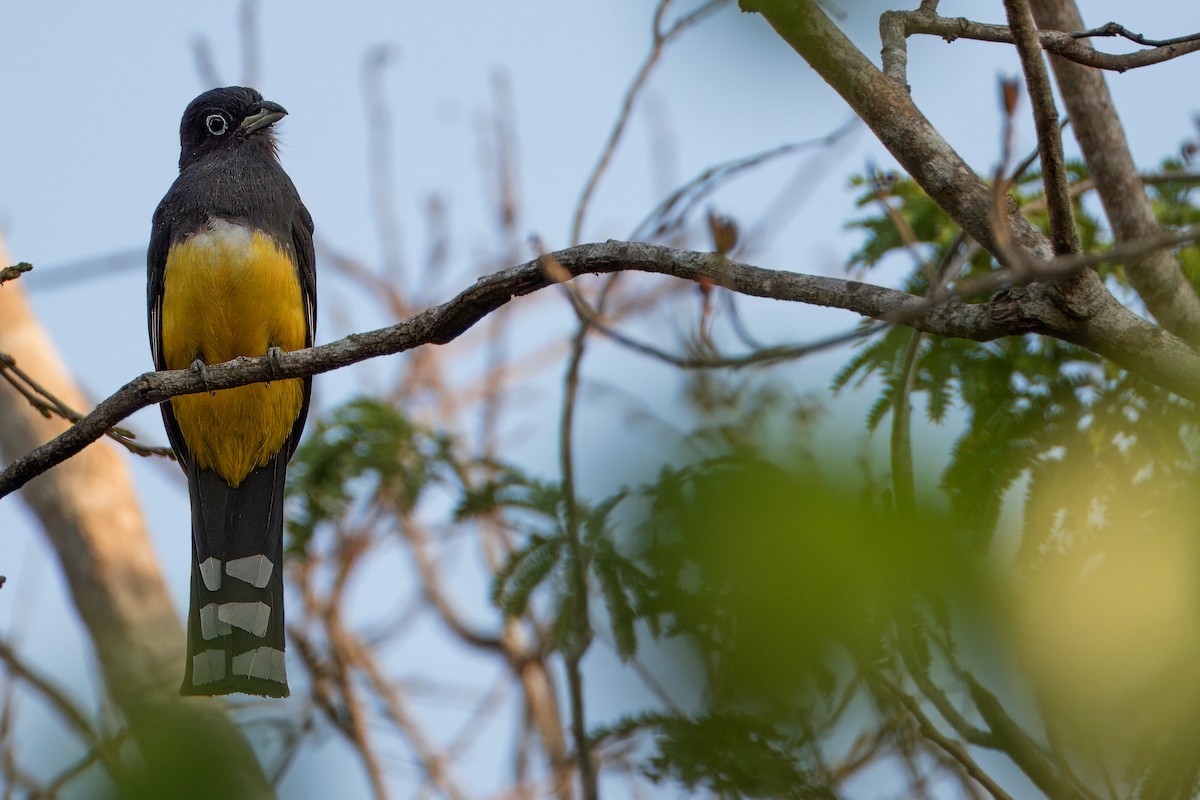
(178, 86), (287, 170)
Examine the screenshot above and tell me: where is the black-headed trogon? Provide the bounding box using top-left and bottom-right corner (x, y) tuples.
(148, 87), (315, 697)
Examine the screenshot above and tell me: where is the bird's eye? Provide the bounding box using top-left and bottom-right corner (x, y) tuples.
(205, 114), (228, 136)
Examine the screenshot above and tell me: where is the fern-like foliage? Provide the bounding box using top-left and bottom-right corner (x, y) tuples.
(286, 397), (453, 556)
(838, 161), (1200, 549)
(592, 711), (832, 799)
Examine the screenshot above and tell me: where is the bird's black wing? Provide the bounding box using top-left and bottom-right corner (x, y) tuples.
(285, 202), (316, 461)
(147, 203), (192, 474)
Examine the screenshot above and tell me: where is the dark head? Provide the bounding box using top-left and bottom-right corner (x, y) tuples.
(178, 87), (287, 170)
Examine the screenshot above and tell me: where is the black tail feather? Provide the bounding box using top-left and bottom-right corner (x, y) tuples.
(180, 456), (289, 697)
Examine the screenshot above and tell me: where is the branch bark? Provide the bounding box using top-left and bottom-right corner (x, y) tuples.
(5, 240), (1200, 503)
(1004, 0), (1078, 256)
(740, 0), (1053, 264)
(1028, 0), (1200, 344)
(744, 0), (1200, 345)
(880, 8), (1200, 76)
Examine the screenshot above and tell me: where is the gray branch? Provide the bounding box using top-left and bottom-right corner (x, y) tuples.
(4, 240), (1200, 500)
(879, 7), (1200, 83)
(1029, 0), (1200, 344)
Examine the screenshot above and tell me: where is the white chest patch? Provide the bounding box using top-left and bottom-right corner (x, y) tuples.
(188, 218), (256, 253)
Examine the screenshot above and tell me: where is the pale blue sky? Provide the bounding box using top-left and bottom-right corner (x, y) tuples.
(1, 1), (1197, 796)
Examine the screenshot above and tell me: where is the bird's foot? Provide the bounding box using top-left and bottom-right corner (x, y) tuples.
(265, 346), (284, 387)
(190, 358), (215, 396)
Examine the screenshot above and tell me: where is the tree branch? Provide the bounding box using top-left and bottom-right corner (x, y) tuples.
(880, 7), (1200, 81)
(1004, 0), (1078, 256)
(966, 676), (1100, 800)
(5, 240), (1200, 500)
(1028, 0), (1200, 344)
(876, 676), (1014, 800)
(742, 0), (1054, 264)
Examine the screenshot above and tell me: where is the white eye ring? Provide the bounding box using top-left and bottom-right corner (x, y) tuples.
(206, 114), (228, 135)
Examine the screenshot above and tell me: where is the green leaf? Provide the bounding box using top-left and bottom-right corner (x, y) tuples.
(592, 536), (640, 660)
(491, 534), (565, 616)
(286, 396), (446, 557)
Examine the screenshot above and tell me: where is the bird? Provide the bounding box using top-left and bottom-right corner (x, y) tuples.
(148, 87), (315, 697)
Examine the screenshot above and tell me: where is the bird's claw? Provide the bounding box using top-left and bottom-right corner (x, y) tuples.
(190, 358), (215, 396)
(266, 346), (284, 387)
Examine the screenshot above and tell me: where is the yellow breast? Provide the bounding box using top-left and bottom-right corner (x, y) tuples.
(161, 221), (307, 487)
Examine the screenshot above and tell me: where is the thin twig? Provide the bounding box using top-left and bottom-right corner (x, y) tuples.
(1072, 22), (1200, 49)
(879, 8), (1200, 78)
(238, 0), (261, 87)
(0, 352), (175, 460)
(363, 45), (406, 282)
(352, 634), (470, 800)
(191, 37), (221, 86)
(630, 118), (860, 243)
(570, 0), (727, 245)
(874, 674), (1015, 800)
(561, 7), (725, 795)
(0, 641), (97, 746)
(45, 731), (131, 796)
(402, 519), (504, 651)
(559, 316), (595, 800)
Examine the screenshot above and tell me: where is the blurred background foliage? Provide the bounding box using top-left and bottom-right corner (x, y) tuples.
(278, 147), (1200, 797)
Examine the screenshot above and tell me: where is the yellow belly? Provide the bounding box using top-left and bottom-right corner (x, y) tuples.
(161, 223), (306, 487)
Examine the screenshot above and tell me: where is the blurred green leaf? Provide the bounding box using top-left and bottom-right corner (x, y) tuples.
(633, 450), (986, 706)
(594, 710), (830, 798)
(491, 533), (565, 616)
(286, 396), (450, 556)
(838, 161), (1200, 549)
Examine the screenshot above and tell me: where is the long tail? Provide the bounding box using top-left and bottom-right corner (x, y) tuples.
(180, 454), (289, 697)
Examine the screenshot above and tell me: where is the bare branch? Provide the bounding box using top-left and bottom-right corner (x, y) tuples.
(879, 7), (1200, 82)
(570, 0), (727, 245)
(1073, 21), (1200, 49)
(0, 352), (174, 460)
(876, 677), (1015, 800)
(7, 237), (1200, 499)
(1030, 0), (1200, 343)
(744, 0), (1054, 264)
(1004, 0), (1079, 256)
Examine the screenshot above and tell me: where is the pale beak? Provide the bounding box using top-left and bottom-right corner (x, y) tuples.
(240, 101), (288, 134)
